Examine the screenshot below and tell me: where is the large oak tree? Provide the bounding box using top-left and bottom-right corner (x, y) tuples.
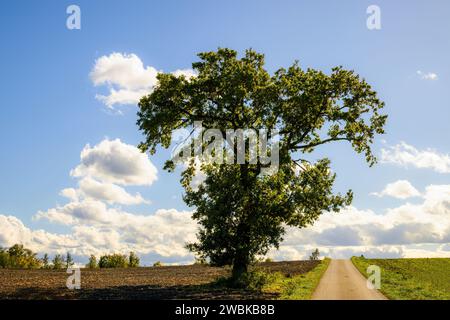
(137, 48), (386, 281)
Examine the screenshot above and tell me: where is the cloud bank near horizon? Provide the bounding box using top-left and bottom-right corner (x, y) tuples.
(1, 137), (449, 264)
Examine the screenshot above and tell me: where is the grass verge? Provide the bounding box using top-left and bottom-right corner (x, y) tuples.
(351, 256), (450, 300)
(262, 258), (330, 299)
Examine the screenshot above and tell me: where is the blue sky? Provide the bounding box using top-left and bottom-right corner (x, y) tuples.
(1, 0), (449, 263)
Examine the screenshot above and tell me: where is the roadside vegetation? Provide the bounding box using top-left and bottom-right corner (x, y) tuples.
(352, 256), (450, 300)
(262, 258), (330, 299)
(211, 250), (329, 300)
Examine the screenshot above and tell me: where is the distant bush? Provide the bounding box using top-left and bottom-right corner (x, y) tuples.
(240, 270), (275, 291)
(0, 244), (42, 269)
(99, 254), (128, 268)
(42, 253), (50, 269)
(264, 258), (274, 263)
(128, 252), (140, 267)
(0, 249), (11, 268)
(52, 254), (65, 269)
(215, 270), (276, 291)
(65, 252), (74, 268)
(86, 255), (98, 269)
(97, 252), (141, 268)
(309, 248), (320, 261)
(153, 261), (163, 267)
(193, 256), (208, 265)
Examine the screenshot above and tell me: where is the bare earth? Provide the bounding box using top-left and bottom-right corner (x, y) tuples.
(0, 260), (318, 300)
(312, 259), (387, 300)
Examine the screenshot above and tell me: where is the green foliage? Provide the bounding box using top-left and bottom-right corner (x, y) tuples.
(214, 269), (277, 291)
(42, 253), (50, 269)
(137, 48), (387, 280)
(86, 255), (98, 269)
(98, 254), (128, 268)
(128, 252), (140, 267)
(65, 252), (74, 268)
(264, 258), (331, 299)
(52, 254), (64, 269)
(352, 257), (450, 300)
(0, 244), (42, 269)
(309, 248), (320, 261)
(0, 248), (11, 268)
(153, 261), (163, 267)
(91, 253), (140, 268)
(264, 258), (274, 263)
(193, 256), (208, 265)
(239, 270), (277, 291)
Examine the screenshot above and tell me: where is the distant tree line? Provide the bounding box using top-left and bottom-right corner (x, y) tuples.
(0, 244), (142, 269)
(0, 244), (74, 269)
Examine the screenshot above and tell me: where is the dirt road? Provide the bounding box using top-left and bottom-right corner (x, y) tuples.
(312, 259), (387, 300)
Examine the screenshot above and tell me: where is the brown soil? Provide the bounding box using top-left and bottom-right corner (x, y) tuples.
(0, 260), (319, 300)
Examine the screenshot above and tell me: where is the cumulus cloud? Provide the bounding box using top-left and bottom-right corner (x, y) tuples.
(266, 184), (450, 259)
(371, 180), (421, 199)
(171, 69), (198, 79)
(417, 70), (438, 80)
(90, 53), (158, 108)
(4, 137), (197, 263)
(381, 142), (450, 173)
(0, 215), (78, 254)
(71, 139), (157, 186)
(2, 208), (196, 260)
(18, 183), (450, 261)
(315, 186), (447, 239)
(90, 53), (195, 109)
(3, 184), (450, 262)
(60, 179), (149, 206)
(34, 205), (197, 258)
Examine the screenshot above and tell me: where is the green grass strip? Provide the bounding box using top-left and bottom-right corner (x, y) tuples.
(351, 256), (450, 300)
(263, 258), (331, 300)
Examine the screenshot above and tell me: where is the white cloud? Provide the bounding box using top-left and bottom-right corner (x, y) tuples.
(293, 184), (450, 245)
(6, 137), (196, 262)
(34, 202), (197, 258)
(3, 183), (450, 261)
(96, 88), (149, 108)
(371, 180), (421, 199)
(14, 183), (450, 261)
(78, 177), (149, 205)
(0, 215), (79, 254)
(171, 69), (197, 79)
(381, 142), (450, 173)
(90, 53), (195, 109)
(2, 208), (196, 260)
(71, 139), (157, 186)
(60, 179), (149, 206)
(90, 53), (158, 107)
(417, 70), (438, 80)
(266, 183), (450, 259)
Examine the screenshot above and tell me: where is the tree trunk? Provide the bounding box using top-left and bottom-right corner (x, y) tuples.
(230, 163), (253, 284)
(231, 249), (249, 282)
(231, 220), (251, 284)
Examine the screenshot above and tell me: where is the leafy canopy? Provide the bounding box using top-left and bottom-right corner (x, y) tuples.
(137, 48), (386, 276)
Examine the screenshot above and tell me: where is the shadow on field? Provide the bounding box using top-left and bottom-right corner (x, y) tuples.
(6, 284), (278, 300)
